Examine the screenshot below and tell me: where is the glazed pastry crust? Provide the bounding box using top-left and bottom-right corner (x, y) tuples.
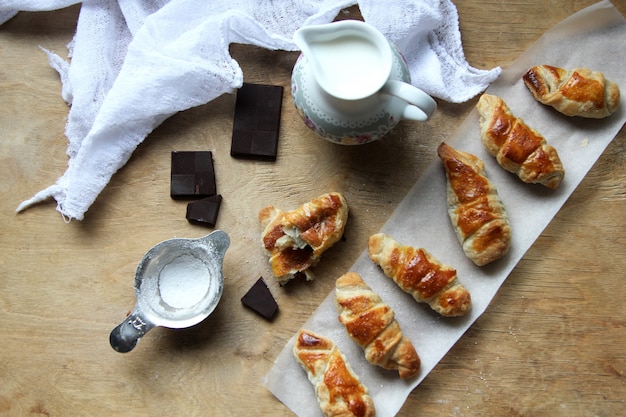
(437, 142), (512, 266)
(259, 192), (348, 284)
(523, 65), (620, 118)
(335, 272), (420, 379)
(368, 233), (471, 317)
(293, 329), (376, 417)
(476, 94), (565, 189)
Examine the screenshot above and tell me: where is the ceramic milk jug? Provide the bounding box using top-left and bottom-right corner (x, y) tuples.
(291, 20), (436, 145)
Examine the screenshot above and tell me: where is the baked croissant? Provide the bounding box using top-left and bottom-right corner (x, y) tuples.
(259, 192), (348, 284)
(523, 65), (620, 118)
(293, 329), (376, 417)
(368, 233), (471, 317)
(335, 272), (421, 379)
(437, 142), (512, 266)
(476, 93), (565, 189)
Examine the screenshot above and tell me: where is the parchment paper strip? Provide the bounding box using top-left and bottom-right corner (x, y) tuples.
(264, 2), (626, 416)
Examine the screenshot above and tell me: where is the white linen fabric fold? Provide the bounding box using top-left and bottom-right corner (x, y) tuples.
(2, 0), (501, 221)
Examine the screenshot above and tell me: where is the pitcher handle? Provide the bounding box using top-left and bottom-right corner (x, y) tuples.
(110, 309), (155, 353)
(381, 80), (437, 122)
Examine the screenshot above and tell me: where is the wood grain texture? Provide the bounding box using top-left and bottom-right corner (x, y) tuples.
(1, 2), (624, 416)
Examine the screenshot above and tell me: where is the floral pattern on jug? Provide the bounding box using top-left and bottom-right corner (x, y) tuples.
(292, 43), (412, 145)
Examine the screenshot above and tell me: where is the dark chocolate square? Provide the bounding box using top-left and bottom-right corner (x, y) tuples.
(231, 83), (283, 161)
(186, 194), (222, 227)
(170, 151), (216, 199)
(241, 277), (278, 320)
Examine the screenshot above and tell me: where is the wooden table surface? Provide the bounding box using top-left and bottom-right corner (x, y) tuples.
(1, 1), (624, 416)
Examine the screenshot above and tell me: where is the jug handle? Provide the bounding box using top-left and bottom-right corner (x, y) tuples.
(110, 309), (155, 353)
(381, 80), (437, 122)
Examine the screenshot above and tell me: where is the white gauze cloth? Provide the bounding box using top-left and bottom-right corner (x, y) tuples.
(3, 0), (501, 221)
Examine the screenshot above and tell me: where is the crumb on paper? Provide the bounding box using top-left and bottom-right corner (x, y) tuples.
(581, 138), (589, 147)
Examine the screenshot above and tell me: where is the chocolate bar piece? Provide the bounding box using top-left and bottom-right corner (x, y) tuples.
(241, 277), (278, 320)
(231, 83), (283, 161)
(170, 151), (216, 199)
(186, 194), (222, 227)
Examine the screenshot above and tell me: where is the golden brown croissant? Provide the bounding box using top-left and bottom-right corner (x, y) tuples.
(476, 93), (565, 189)
(523, 65), (620, 118)
(259, 192), (348, 284)
(335, 272), (420, 379)
(437, 142), (512, 266)
(293, 329), (376, 417)
(367, 233), (471, 317)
